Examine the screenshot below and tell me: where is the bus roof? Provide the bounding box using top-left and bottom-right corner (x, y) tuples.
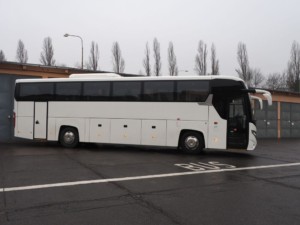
(15, 74), (244, 83)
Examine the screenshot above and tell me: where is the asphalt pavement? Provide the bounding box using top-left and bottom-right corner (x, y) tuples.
(0, 139), (300, 225)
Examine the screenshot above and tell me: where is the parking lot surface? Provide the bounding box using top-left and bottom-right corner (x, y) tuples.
(0, 139), (300, 225)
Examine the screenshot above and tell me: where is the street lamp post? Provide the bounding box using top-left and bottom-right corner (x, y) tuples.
(64, 33), (83, 69)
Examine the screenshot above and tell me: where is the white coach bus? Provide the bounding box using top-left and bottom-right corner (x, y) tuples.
(14, 74), (272, 153)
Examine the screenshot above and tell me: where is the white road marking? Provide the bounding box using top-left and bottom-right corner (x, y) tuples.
(1, 162), (300, 193)
(174, 161), (237, 171)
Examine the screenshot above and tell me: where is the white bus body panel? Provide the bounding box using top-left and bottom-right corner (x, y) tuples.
(34, 102), (47, 139)
(111, 119), (141, 145)
(142, 120), (167, 146)
(48, 118), (56, 141)
(15, 102), (34, 139)
(207, 106), (227, 149)
(89, 119), (110, 143)
(47, 102), (209, 147)
(48, 102), (208, 121)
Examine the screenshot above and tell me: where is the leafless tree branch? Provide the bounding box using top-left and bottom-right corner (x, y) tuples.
(143, 42), (151, 76)
(16, 40), (28, 63)
(153, 38), (162, 76)
(236, 42), (251, 85)
(0, 50), (6, 62)
(40, 37), (55, 66)
(194, 40), (207, 75)
(168, 42), (178, 76)
(211, 43), (219, 75)
(112, 42), (125, 73)
(249, 68), (265, 87)
(87, 41), (100, 71)
(287, 41), (300, 92)
(264, 73), (287, 90)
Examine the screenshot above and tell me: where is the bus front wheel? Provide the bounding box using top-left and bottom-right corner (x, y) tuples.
(180, 131), (204, 154)
(59, 127), (79, 148)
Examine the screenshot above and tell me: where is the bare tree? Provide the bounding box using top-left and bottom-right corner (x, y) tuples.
(153, 38), (162, 76)
(194, 40), (207, 75)
(143, 42), (151, 76)
(265, 73), (287, 90)
(40, 37), (55, 66)
(87, 41), (100, 71)
(112, 42), (125, 73)
(211, 43), (219, 75)
(286, 41), (300, 92)
(249, 68), (265, 87)
(0, 50), (6, 62)
(168, 42), (178, 76)
(16, 40), (28, 63)
(236, 42), (251, 85)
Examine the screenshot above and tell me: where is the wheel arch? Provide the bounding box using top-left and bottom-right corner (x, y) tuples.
(58, 125), (80, 142)
(178, 129), (206, 149)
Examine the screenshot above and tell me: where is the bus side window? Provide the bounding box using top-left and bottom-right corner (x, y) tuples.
(18, 83), (54, 101)
(143, 88), (154, 101)
(83, 82), (110, 101)
(112, 81), (141, 101)
(56, 82), (82, 101)
(177, 81), (209, 102)
(143, 81), (175, 102)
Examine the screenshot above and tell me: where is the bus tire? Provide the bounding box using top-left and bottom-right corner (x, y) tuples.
(179, 131), (204, 154)
(59, 127), (79, 148)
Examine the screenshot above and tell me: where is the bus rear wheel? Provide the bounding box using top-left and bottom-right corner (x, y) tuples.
(180, 131), (204, 154)
(59, 127), (79, 148)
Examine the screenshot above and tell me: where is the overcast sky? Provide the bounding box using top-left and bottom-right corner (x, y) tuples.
(0, 0), (299, 76)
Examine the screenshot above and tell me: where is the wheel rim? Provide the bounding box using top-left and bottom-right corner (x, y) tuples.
(63, 131), (75, 144)
(185, 136), (199, 150)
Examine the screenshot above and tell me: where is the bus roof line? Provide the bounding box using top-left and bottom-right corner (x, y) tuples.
(15, 75), (244, 83)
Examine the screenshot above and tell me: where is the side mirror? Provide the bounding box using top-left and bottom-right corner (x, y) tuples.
(255, 89), (272, 106)
(251, 96), (263, 109)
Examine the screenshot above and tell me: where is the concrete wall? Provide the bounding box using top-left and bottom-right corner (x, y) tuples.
(0, 74), (38, 142)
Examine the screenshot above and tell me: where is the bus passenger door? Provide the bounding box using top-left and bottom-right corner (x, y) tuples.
(34, 102), (47, 139)
(227, 96), (248, 149)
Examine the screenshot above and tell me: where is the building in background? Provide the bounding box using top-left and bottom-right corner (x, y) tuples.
(254, 91), (300, 139)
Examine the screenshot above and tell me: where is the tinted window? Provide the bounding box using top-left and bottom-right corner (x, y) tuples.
(83, 82), (110, 101)
(143, 81), (175, 101)
(112, 81), (141, 101)
(17, 82), (54, 101)
(229, 97), (245, 118)
(211, 79), (245, 93)
(55, 82), (82, 101)
(177, 80), (209, 102)
(212, 93), (228, 119)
